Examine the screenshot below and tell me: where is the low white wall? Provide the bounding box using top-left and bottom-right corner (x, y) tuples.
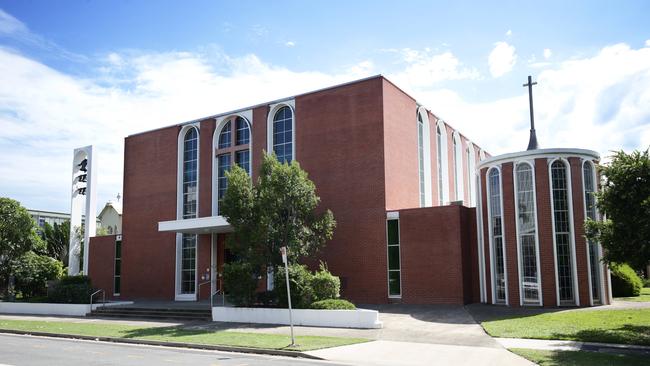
(212, 307), (382, 329)
(0, 301), (133, 317)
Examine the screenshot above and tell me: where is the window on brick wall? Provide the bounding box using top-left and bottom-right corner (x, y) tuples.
(113, 239), (121, 295)
(418, 114), (425, 207)
(583, 160), (602, 304)
(273, 106), (293, 163)
(386, 219), (401, 297)
(215, 116), (251, 215)
(487, 168), (507, 304)
(515, 162), (541, 305)
(551, 160), (576, 306)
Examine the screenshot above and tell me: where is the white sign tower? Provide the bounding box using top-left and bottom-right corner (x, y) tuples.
(68, 145), (97, 275)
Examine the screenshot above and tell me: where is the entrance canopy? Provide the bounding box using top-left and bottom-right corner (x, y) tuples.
(158, 216), (233, 234)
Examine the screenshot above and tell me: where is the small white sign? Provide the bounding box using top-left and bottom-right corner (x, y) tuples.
(280, 246), (287, 264)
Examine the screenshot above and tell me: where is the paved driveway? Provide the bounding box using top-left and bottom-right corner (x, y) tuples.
(305, 304), (533, 366)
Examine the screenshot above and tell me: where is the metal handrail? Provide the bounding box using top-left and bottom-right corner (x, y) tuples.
(90, 289), (105, 310)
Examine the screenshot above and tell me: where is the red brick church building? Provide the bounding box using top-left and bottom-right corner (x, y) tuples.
(88, 75), (610, 307)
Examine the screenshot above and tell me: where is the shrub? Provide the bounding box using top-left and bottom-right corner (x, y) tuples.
(223, 262), (258, 307)
(644, 278), (650, 288)
(47, 275), (93, 303)
(274, 264), (314, 309)
(610, 263), (643, 297)
(11, 251), (63, 298)
(311, 262), (340, 302)
(310, 299), (356, 310)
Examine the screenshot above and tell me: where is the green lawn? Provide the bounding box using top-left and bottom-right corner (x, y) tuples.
(615, 287), (650, 302)
(481, 309), (650, 346)
(0, 319), (369, 351)
(510, 348), (649, 366)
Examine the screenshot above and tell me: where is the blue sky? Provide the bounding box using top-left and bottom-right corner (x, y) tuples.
(0, 0), (649, 212)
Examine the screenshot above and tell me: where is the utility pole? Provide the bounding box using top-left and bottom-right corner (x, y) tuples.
(280, 246), (295, 346)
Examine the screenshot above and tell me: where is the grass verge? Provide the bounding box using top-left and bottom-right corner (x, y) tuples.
(510, 348), (649, 366)
(615, 287), (650, 302)
(0, 319), (369, 352)
(481, 309), (650, 346)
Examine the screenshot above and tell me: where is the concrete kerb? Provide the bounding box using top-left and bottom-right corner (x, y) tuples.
(0, 328), (326, 360)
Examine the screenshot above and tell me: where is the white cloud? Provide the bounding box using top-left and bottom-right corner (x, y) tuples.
(412, 43), (650, 158)
(543, 48), (552, 59)
(0, 47), (378, 212)
(0, 8), (27, 35)
(285, 41), (295, 47)
(390, 48), (479, 88)
(645, 39), (650, 47)
(506, 30), (512, 37)
(488, 41), (517, 77)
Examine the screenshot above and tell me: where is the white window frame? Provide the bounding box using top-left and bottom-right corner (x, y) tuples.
(266, 100), (296, 163)
(549, 158), (579, 306)
(436, 120), (450, 205)
(175, 124), (200, 301)
(486, 166), (508, 305)
(513, 160), (543, 306)
(417, 107), (432, 207)
(452, 131), (464, 202)
(212, 112), (253, 216)
(582, 159), (605, 306)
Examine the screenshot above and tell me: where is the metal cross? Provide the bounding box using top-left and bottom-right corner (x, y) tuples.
(523, 75), (539, 150)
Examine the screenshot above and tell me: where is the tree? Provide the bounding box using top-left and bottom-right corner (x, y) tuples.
(221, 153), (336, 272)
(42, 220), (70, 264)
(11, 251), (64, 298)
(586, 149), (650, 270)
(0, 197), (43, 299)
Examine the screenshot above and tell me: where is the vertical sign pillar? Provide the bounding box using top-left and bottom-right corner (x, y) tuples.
(68, 145), (97, 275)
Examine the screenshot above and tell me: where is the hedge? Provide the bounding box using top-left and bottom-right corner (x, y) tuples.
(611, 263), (643, 297)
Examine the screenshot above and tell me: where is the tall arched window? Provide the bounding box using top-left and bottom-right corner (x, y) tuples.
(182, 128), (198, 219)
(417, 114), (425, 206)
(437, 125), (444, 205)
(515, 162), (540, 304)
(551, 160), (576, 305)
(215, 116), (251, 215)
(487, 168), (506, 304)
(179, 126), (199, 296)
(583, 161), (601, 304)
(452, 132), (464, 202)
(273, 106), (293, 163)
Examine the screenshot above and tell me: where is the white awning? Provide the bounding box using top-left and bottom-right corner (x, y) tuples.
(158, 216), (233, 234)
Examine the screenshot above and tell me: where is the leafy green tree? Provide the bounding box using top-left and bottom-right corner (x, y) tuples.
(221, 153), (336, 271)
(0, 197), (43, 299)
(42, 220), (70, 264)
(586, 149), (650, 270)
(11, 251), (64, 298)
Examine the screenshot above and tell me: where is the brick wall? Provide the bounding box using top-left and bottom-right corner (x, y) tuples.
(88, 235), (117, 299)
(399, 205), (478, 304)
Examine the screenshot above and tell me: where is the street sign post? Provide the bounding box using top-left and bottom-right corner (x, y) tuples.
(280, 246), (295, 346)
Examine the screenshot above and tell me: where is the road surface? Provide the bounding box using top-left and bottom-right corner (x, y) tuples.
(0, 333), (345, 366)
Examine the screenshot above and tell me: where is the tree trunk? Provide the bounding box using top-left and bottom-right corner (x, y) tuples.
(7, 273), (15, 301)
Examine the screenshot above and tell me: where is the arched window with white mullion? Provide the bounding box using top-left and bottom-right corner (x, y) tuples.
(273, 106), (293, 163)
(583, 160), (602, 305)
(487, 168), (507, 304)
(452, 132), (464, 202)
(515, 162), (541, 305)
(550, 159), (578, 306)
(177, 125), (199, 298)
(214, 116), (251, 215)
(416, 108), (432, 207)
(436, 121), (449, 205)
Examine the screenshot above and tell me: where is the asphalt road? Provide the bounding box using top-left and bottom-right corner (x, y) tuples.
(0, 333), (345, 366)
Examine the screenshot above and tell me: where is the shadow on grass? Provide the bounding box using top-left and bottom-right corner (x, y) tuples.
(512, 348), (649, 366)
(550, 324), (650, 346)
(120, 325), (209, 339)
